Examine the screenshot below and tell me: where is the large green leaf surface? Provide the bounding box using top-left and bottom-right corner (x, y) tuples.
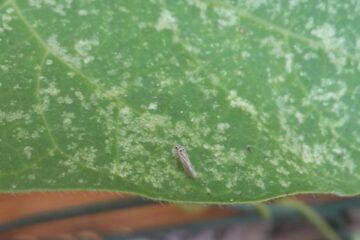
(0, 0), (359, 203)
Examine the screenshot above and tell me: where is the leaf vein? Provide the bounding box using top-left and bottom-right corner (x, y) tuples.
(10, 0), (128, 110)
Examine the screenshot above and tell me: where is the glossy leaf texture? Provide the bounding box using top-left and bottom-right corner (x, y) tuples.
(0, 0), (359, 203)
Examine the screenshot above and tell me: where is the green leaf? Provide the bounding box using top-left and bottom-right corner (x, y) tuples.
(0, 0), (359, 203)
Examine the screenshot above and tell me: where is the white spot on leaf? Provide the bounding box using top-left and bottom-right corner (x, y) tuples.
(155, 10), (178, 32)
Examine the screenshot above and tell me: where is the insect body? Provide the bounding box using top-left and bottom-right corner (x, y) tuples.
(175, 145), (197, 178)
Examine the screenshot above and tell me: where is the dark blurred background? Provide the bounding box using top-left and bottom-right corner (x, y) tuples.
(0, 192), (359, 240)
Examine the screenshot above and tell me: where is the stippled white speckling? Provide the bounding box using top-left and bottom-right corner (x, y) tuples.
(228, 90), (257, 117)
(47, 35), (81, 67)
(155, 9), (178, 32)
(276, 166), (290, 176)
(187, 0), (208, 24)
(78, 9), (88, 16)
(24, 146), (33, 159)
(148, 102), (158, 110)
(279, 179), (290, 188)
(45, 59), (53, 65)
(285, 53), (293, 73)
(255, 179), (265, 189)
(62, 112), (75, 128)
(74, 38), (99, 64)
(308, 79), (347, 103)
(217, 122), (230, 133)
(0, 8), (14, 33)
(215, 7), (237, 27)
(311, 24), (346, 72)
(305, 17), (314, 29)
(260, 36), (285, 58)
(295, 112), (304, 124)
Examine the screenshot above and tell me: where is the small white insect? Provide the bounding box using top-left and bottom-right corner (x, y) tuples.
(175, 145), (197, 178)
